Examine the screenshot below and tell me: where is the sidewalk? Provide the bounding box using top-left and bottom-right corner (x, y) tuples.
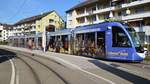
(0, 45), (107, 69)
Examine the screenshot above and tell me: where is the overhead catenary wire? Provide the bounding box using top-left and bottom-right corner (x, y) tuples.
(6, 0), (28, 22)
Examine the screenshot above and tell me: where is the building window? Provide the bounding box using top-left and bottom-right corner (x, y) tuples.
(92, 6), (96, 12)
(92, 15), (97, 21)
(77, 17), (85, 24)
(136, 7), (144, 13)
(104, 14), (109, 19)
(38, 25), (40, 28)
(49, 19), (54, 23)
(77, 9), (85, 15)
(68, 20), (72, 25)
(98, 15), (104, 20)
(86, 6), (96, 14)
(87, 15), (97, 23)
(68, 12), (72, 17)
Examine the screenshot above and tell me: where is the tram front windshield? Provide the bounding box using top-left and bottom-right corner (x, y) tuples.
(126, 28), (144, 53)
(126, 28), (140, 47)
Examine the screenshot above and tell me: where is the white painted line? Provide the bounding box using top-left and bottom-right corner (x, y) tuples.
(52, 56), (115, 84)
(9, 58), (16, 84)
(16, 72), (19, 84)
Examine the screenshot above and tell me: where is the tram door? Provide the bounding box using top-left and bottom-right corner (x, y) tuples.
(96, 32), (105, 58)
(75, 32), (106, 58)
(106, 26), (133, 60)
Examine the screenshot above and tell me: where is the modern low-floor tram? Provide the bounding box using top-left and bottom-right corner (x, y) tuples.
(9, 22), (147, 62)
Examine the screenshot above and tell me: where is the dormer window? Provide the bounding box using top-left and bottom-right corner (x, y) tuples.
(49, 19), (54, 23)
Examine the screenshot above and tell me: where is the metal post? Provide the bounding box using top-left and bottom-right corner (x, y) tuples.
(42, 27), (46, 52)
(95, 32), (97, 48)
(68, 35), (71, 54)
(35, 32), (39, 49)
(24, 36), (27, 48)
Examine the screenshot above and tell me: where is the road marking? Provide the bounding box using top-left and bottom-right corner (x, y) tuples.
(15, 60), (19, 84)
(52, 56), (115, 84)
(16, 72), (19, 84)
(9, 58), (16, 84)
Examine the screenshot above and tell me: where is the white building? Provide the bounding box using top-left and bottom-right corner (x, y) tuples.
(0, 23), (13, 41)
(66, 0), (150, 43)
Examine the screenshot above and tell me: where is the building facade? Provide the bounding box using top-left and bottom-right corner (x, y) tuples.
(0, 23), (13, 41)
(13, 10), (65, 36)
(66, 0), (150, 43)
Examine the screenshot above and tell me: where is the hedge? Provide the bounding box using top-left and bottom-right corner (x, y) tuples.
(0, 41), (8, 45)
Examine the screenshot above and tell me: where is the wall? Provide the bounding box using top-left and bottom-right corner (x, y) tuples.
(36, 11), (65, 33)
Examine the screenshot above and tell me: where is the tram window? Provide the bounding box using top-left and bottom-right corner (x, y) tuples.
(62, 35), (69, 51)
(97, 32), (105, 48)
(112, 26), (131, 47)
(85, 32), (95, 48)
(76, 34), (84, 48)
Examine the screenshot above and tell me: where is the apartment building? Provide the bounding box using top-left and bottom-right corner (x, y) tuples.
(0, 23), (13, 41)
(13, 10), (65, 36)
(66, 0), (150, 43)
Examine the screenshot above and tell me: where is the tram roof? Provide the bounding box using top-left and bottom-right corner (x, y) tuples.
(74, 22), (125, 34)
(9, 35), (35, 39)
(48, 28), (72, 36)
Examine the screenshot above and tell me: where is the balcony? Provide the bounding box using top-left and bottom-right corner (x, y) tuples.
(121, 0), (150, 8)
(132, 26), (150, 35)
(121, 11), (150, 21)
(76, 6), (114, 18)
(76, 19), (105, 27)
(144, 26), (150, 35)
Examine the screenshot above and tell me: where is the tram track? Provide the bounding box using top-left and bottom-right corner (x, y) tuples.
(15, 56), (41, 84)
(15, 53), (69, 84)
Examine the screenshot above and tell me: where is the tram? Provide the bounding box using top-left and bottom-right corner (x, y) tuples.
(47, 29), (72, 53)
(9, 22), (147, 62)
(72, 22), (146, 61)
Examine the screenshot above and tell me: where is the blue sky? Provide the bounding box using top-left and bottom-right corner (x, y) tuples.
(0, 0), (84, 24)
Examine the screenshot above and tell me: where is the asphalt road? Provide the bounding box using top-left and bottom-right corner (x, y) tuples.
(0, 48), (150, 84)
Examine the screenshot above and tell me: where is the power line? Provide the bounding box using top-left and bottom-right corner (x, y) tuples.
(6, 0), (28, 22)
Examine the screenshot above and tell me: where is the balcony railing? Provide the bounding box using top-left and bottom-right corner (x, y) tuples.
(74, 0), (150, 19)
(121, 11), (150, 20)
(76, 19), (105, 27)
(121, 0), (150, 8)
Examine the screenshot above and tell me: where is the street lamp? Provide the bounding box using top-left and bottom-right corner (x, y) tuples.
(109, 11), (114, 18)
(126, 8), (131, 15)
(109, 0), (114, 18)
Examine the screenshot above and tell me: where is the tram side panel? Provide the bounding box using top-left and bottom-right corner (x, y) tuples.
(73, 31), (106, 58)
(47, 35), (71, 54)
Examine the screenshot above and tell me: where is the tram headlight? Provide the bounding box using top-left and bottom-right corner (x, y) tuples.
(107, 26), (112, 30)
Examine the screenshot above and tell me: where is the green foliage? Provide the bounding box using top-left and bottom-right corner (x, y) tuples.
(144, 44), (150, 50)
(105, 18), (123, 23)
(0, 41), (8, 45)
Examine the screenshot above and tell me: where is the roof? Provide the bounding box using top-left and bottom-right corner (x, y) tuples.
(74, 22), (124, 34)
(15, 10), (55, 25)
(66, 0), (98, 13)
(0, 23), (13, 30)
(49, 28), (72, 36)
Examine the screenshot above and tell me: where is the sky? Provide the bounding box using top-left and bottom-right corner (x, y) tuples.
(0, 0), (84, 24)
